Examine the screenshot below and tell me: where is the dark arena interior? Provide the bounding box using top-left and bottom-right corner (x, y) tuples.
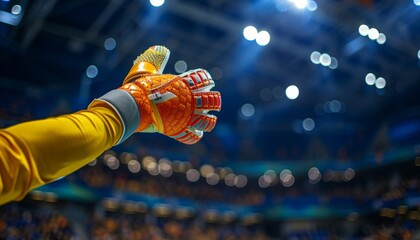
(1, 0), (420, 239)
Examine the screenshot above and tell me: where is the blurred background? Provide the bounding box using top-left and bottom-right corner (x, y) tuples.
(1, 0), (420, 239)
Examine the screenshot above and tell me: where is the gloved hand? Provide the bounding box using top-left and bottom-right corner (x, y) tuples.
(91, 46), (221, 145)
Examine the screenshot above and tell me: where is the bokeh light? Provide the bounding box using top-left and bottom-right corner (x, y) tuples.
(86, 65), (98, 78)
(376, 33), (386, 44)
(285, 85), (299, 100)
(150, 0), (164, 7)
(200, 164), (215, 177)
(329, 100), (342, 113)
(329, 57), (338, 69)
(104, 37), (116, 50)
(174, 60), (187, 73)
(224, 173), (236, 187)
(302, 118), (315, 131)
(243, 26), (258, 41)
(308, 167), (321, 184)
(234, 175), (248, 188)
(241, 103), (255, 118)
(294, 0), (308, 9)
(306, 0), (317, 11)
(343, 168), (355, 181)
(319, 53), (331, 66)
(256, 30), (270, 46)
(186, 169), (200, 182)
(358, 24), (369, 36)
(11, 5), (22, 15)
(414, 0), (420, 6)
(375, 77), (386, 89)
(127, 160), (141, 173)
(368, 28), (379, 40)
(310, 51), (321, 64)
(206, 173), (220, 185)
(365, 73), (376, 85)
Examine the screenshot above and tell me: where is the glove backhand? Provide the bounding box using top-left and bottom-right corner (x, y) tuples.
(120, 47), (221, 144)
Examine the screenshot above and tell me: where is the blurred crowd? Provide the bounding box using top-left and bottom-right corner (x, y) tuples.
(77, 159), (420, 210)
(90, 215), (269, 240)
(1, 201), (419, 240)
(0, 204), (74, 240)
(79, 163), (265, 206)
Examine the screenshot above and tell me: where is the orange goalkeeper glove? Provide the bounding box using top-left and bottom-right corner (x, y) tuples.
(90, 46), (221, 144)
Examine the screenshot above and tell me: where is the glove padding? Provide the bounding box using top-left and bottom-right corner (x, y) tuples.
(120, 47), (221, 144)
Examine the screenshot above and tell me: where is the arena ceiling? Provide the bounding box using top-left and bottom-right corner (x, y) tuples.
(1, 0), (419, 161)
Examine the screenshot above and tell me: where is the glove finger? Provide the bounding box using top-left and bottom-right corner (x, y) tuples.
(194, 91), (222, 112)
(179, 68), (215, 92)
(172, 129), (203, 145)
(123, 46), (170, 85)
(190, 114), (217, 132)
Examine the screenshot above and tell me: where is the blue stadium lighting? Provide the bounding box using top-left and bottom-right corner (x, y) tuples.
(375, 77), (386, 89)
(319, 53), (331, 66)
(310, 51), (321, 64)
(292, 0), (308, 9)
(150, 0), (164, 7)
(285, 85), (299, 100)
(241, 103), (255, 118)
(368, 28), (379, 40)
(329, 57), (338, 69)
(256, 30), (270, 46)
(174, 60), (187, 73)
(306, 0), (317, 11)
(302, 118), (315, 131)
(365, 73), (376, 85)
(86, 65), (98, 78)
(417, 49), (420, 59)
(358, 24), (369, 36)
(311, 51), (338, 69)
(414, 0), (420, 6)
(104, 37), (116, 51)
(376, 33), (386, 44)
(11, 5), (22, 15)
(359, 24), (386, 44)
(243, 26), (258, 41)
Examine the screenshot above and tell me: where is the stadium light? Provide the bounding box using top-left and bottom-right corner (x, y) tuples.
(375, 77), (386, 89)
(241, 103), (255, 118)
(302, 118), (315, 131)
(306, 0), (317, 11)
(368, 28), (379, 40)
(358, 24), (369, 36)
(414, 0), (420, 6)
(293, 0), (308, 9)
(256, 30), (270, 46)
(329, 57), (338, 69)
(311, 51), (338, 69)
(417, 49), (420, 59)
(319, 53), (331, 66)
(310, 51), (321, 64)
(150, 0), (164, 7)
(104, 37), (116, 51)
(86, 65), (98, 78)
(285, 85), (299, 100)
(174, 60), (187, 73)
(243, 26), (258, 41)
(376, 33), (386, 44)
(11, 5), (22, 15)
(365, 73), (376, 85)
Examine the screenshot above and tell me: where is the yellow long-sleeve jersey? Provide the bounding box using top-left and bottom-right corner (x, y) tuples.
(0, 101), (123, 205)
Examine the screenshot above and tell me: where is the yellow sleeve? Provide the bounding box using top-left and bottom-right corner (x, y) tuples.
(0, 103), (123, 205)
